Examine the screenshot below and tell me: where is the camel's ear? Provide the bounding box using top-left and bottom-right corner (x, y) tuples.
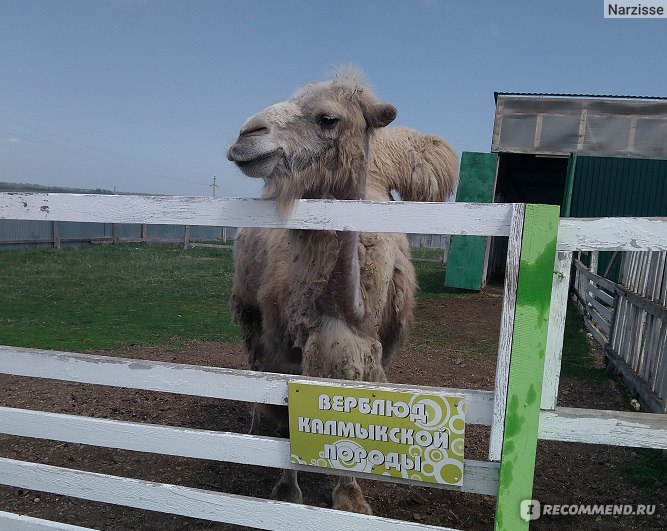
(364, 102), (397, 129)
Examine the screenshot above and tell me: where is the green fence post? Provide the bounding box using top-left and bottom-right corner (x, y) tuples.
(494, 203), (559, 530)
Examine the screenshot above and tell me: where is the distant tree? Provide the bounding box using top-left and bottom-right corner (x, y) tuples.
(0, 181), (115, 194)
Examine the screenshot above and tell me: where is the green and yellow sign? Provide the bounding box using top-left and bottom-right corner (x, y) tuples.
(288, 382), (465, 486)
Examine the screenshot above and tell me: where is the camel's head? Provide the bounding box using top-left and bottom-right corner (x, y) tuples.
(227, 69), (396, 214)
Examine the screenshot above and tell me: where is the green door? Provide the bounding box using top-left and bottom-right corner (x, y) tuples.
(444, 152), (498, 290)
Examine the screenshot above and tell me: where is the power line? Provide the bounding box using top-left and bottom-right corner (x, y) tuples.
(0, 114), (214, 179)
(0, 116), (213, 188)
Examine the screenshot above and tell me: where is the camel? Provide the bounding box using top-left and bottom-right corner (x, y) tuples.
(227, 69), (457, 514)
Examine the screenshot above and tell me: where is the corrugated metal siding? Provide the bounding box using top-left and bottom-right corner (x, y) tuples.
(58, 222), (112, 240)
(0, 220), (55, 250)
(115, 223), (142, 240)
(568, 156), (667, 280)
(569, 156), (667, 217)
(145, 225), (224, 241)
(191, 226), (227, 240)
(0, 220), (51, 240)
(407, 234), (449, 249)
(0, 221), (235, 250)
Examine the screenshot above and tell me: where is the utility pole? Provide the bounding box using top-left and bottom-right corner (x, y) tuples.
(210, 176), (219, 197)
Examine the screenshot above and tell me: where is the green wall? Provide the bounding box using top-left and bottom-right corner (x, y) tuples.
(565, 156), (667, 217)
(564, 155), (667, 279)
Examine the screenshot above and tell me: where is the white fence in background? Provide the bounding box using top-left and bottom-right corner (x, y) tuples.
(573, 250), (667, 413)
(572, 256), (616, 346)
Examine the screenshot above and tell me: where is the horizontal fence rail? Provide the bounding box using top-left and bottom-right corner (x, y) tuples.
(3, 194), (666, 251)
(558, 217), (667, 251)
(0, 193), (513, 236)
(0, 458), (457, 531)
(538, 407), (667, 449)
(0, 407), (499, 495)
(0, 346), (495, 426)
(0, 511), (97, 531)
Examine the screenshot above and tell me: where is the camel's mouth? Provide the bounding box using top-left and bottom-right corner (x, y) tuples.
(228, 147), (284, 178)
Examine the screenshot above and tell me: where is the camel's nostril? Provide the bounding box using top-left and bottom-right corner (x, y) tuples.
(240, 116), (271, 137)
(241, 125), (269, 137)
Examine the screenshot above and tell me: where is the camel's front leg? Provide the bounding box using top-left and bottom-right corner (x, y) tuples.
(270, 469), (303, 504)
(268, 410), (302, 504)
(332, 476), (372, 514)
(301, 324), (382, 515)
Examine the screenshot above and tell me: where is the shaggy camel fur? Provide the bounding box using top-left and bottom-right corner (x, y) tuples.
(227, 71), (457, 514)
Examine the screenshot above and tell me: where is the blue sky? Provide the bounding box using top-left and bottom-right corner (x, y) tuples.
(1, 1), (665, 197)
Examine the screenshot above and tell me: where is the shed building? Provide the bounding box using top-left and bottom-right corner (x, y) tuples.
(445, 93), (667, 290)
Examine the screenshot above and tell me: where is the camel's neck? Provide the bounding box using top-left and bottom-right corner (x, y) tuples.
(337, 154), (370, 200)
(345, 137), (371, 199)
(315, 155), (369, 324)
(288, 144), (372, 324)
(316, 230), (364, 324)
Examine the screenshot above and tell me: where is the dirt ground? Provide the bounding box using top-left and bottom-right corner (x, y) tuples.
(0, 287), (664, 530)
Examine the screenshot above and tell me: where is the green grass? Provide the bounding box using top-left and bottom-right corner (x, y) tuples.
(414, 260), (447, 297)
(0, 245), (596, 362)
(0, 244), (468, 352)
(410, 247), (445, 261)
(560, 305), (606, 382)
(413, 259), (475, 299)
(0, 245), (240, 351)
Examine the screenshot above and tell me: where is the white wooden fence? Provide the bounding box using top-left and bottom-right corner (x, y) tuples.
(1, 193), (667, 531)
(572, 255), (616, 346)
(573, 250), (667, 413)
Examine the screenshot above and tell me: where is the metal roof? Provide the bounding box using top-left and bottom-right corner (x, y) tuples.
(492, 92), (667, 158)
(494, 92), (667, 102)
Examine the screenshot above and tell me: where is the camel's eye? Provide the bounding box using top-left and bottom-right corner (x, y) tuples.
(317, 114), (340, 130)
